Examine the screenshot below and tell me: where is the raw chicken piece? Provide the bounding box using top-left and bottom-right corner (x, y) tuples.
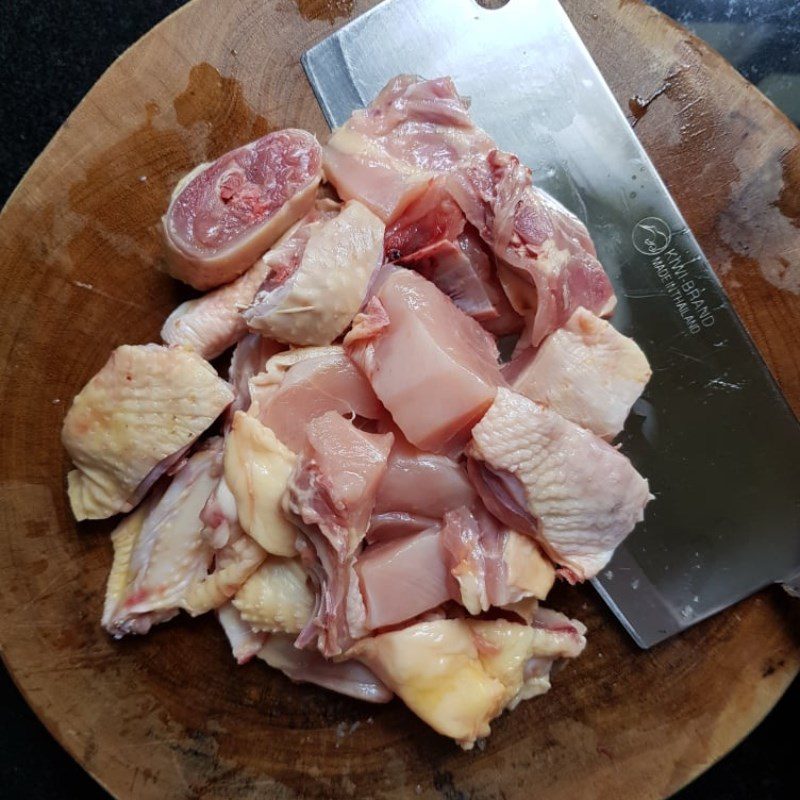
(284, 413), (393, 656)
(324, 76), (492, 222)
(249, 346), (382, 453)
(357, 526), (451, 629)
(406, 228), (523, 337)
(472, 610), (586, 708)
(358, 505), (554, 627)
(258, 634), (392, 703)
(184, 522), (267, 616)
(162, 130), (322, 289)
(368, 431), (476, 542)
(467, 388), (651, 581)
(182, 466), (269, 614)
(160, 261), (271, 359)
(223, 411), (298, 557)
(217, 603), (267, 665)
(505, 307), (651, 439)
(345, 269), (504, 456)
(63, 344), (233, 521)
(244, 201), (384, 346)
(102, 440), (222, 637)
(349, 615), (585, 748)
(384, 180), (522, 336)
(448, 150), (616, 347)
(232, 558), (314, 634)
(441, 506), (555, 614)
(286, 412), (394, 559)
(226, 334), (284, 420)
(383, 177), (465, 261)
(349, 619), (503, 747)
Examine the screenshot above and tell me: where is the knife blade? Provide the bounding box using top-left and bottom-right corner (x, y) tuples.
(302, 0), (800, 647)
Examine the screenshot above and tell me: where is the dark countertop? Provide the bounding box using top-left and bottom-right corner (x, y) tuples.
(0, 1), (797, 798)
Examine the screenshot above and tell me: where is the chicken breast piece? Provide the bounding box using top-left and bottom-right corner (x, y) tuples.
(506, 307), (651, 439)
(467, 388), (651, 581)
(243, 201), (384, 346)
(224, 411), (298, 557)
(249, 345), (382, 453)
(358, 502), (554, 628)
(345, 268), (504, 456)
(63, 344), (233, 521)
(232, 558), (314, 634)
(102, 440), (222, 637)
(286, 412), (394, 559)
(357, 526), (451, 629)
(162, 129), (322, 289)
(258, 634), (392, 703)
(368, 430), (476, 543)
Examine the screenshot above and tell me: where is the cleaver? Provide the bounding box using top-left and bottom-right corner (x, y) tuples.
(302, 0), (800, 648)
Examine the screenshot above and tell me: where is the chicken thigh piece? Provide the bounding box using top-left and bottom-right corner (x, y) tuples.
(62, 344), (233, 521)
(467, 388), (651, 581)
(243, 201), (384, 346)
(345, 268), (504, 456)
(505, 307), (651, 439)
(162, 129), (322, 289)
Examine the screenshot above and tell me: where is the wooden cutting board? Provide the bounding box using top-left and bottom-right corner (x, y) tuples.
(0, 1), (798, 798)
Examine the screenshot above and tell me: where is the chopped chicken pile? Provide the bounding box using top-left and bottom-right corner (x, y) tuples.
(62, 76), (652, 749)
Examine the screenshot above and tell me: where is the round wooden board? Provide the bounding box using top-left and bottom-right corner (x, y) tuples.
(0, 0), (798, 798)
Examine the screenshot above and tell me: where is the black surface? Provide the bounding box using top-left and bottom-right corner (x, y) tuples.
(0, 1), (796, 798)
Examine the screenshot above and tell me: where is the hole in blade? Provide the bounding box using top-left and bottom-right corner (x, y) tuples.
(475, 0), (509, 8)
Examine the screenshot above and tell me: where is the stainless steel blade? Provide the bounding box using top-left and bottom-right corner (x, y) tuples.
(302, 0), (800, 647)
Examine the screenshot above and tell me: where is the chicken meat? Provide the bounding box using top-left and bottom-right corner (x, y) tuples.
(162, 129), (322, 289)
(505, 307), (651, 439)
(63, 344), (233, 520)
(243, 201), (384, 346)
(467, 388), (651, 580)
(345, 268), (504, 456)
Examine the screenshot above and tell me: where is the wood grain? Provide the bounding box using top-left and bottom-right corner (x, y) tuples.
(0, 1), (798, 798)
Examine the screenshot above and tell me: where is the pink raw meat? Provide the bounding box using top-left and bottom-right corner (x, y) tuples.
(324, 76), (492, 222)
(448, 150), (616, 347)
(284, 413), (393, 656)
(345, 268), (504, 456)
(251, 347), (383, 453)
(368, 430), (476, 543)
(467, 388), (651, 581)
(162, 130), (322, 289)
